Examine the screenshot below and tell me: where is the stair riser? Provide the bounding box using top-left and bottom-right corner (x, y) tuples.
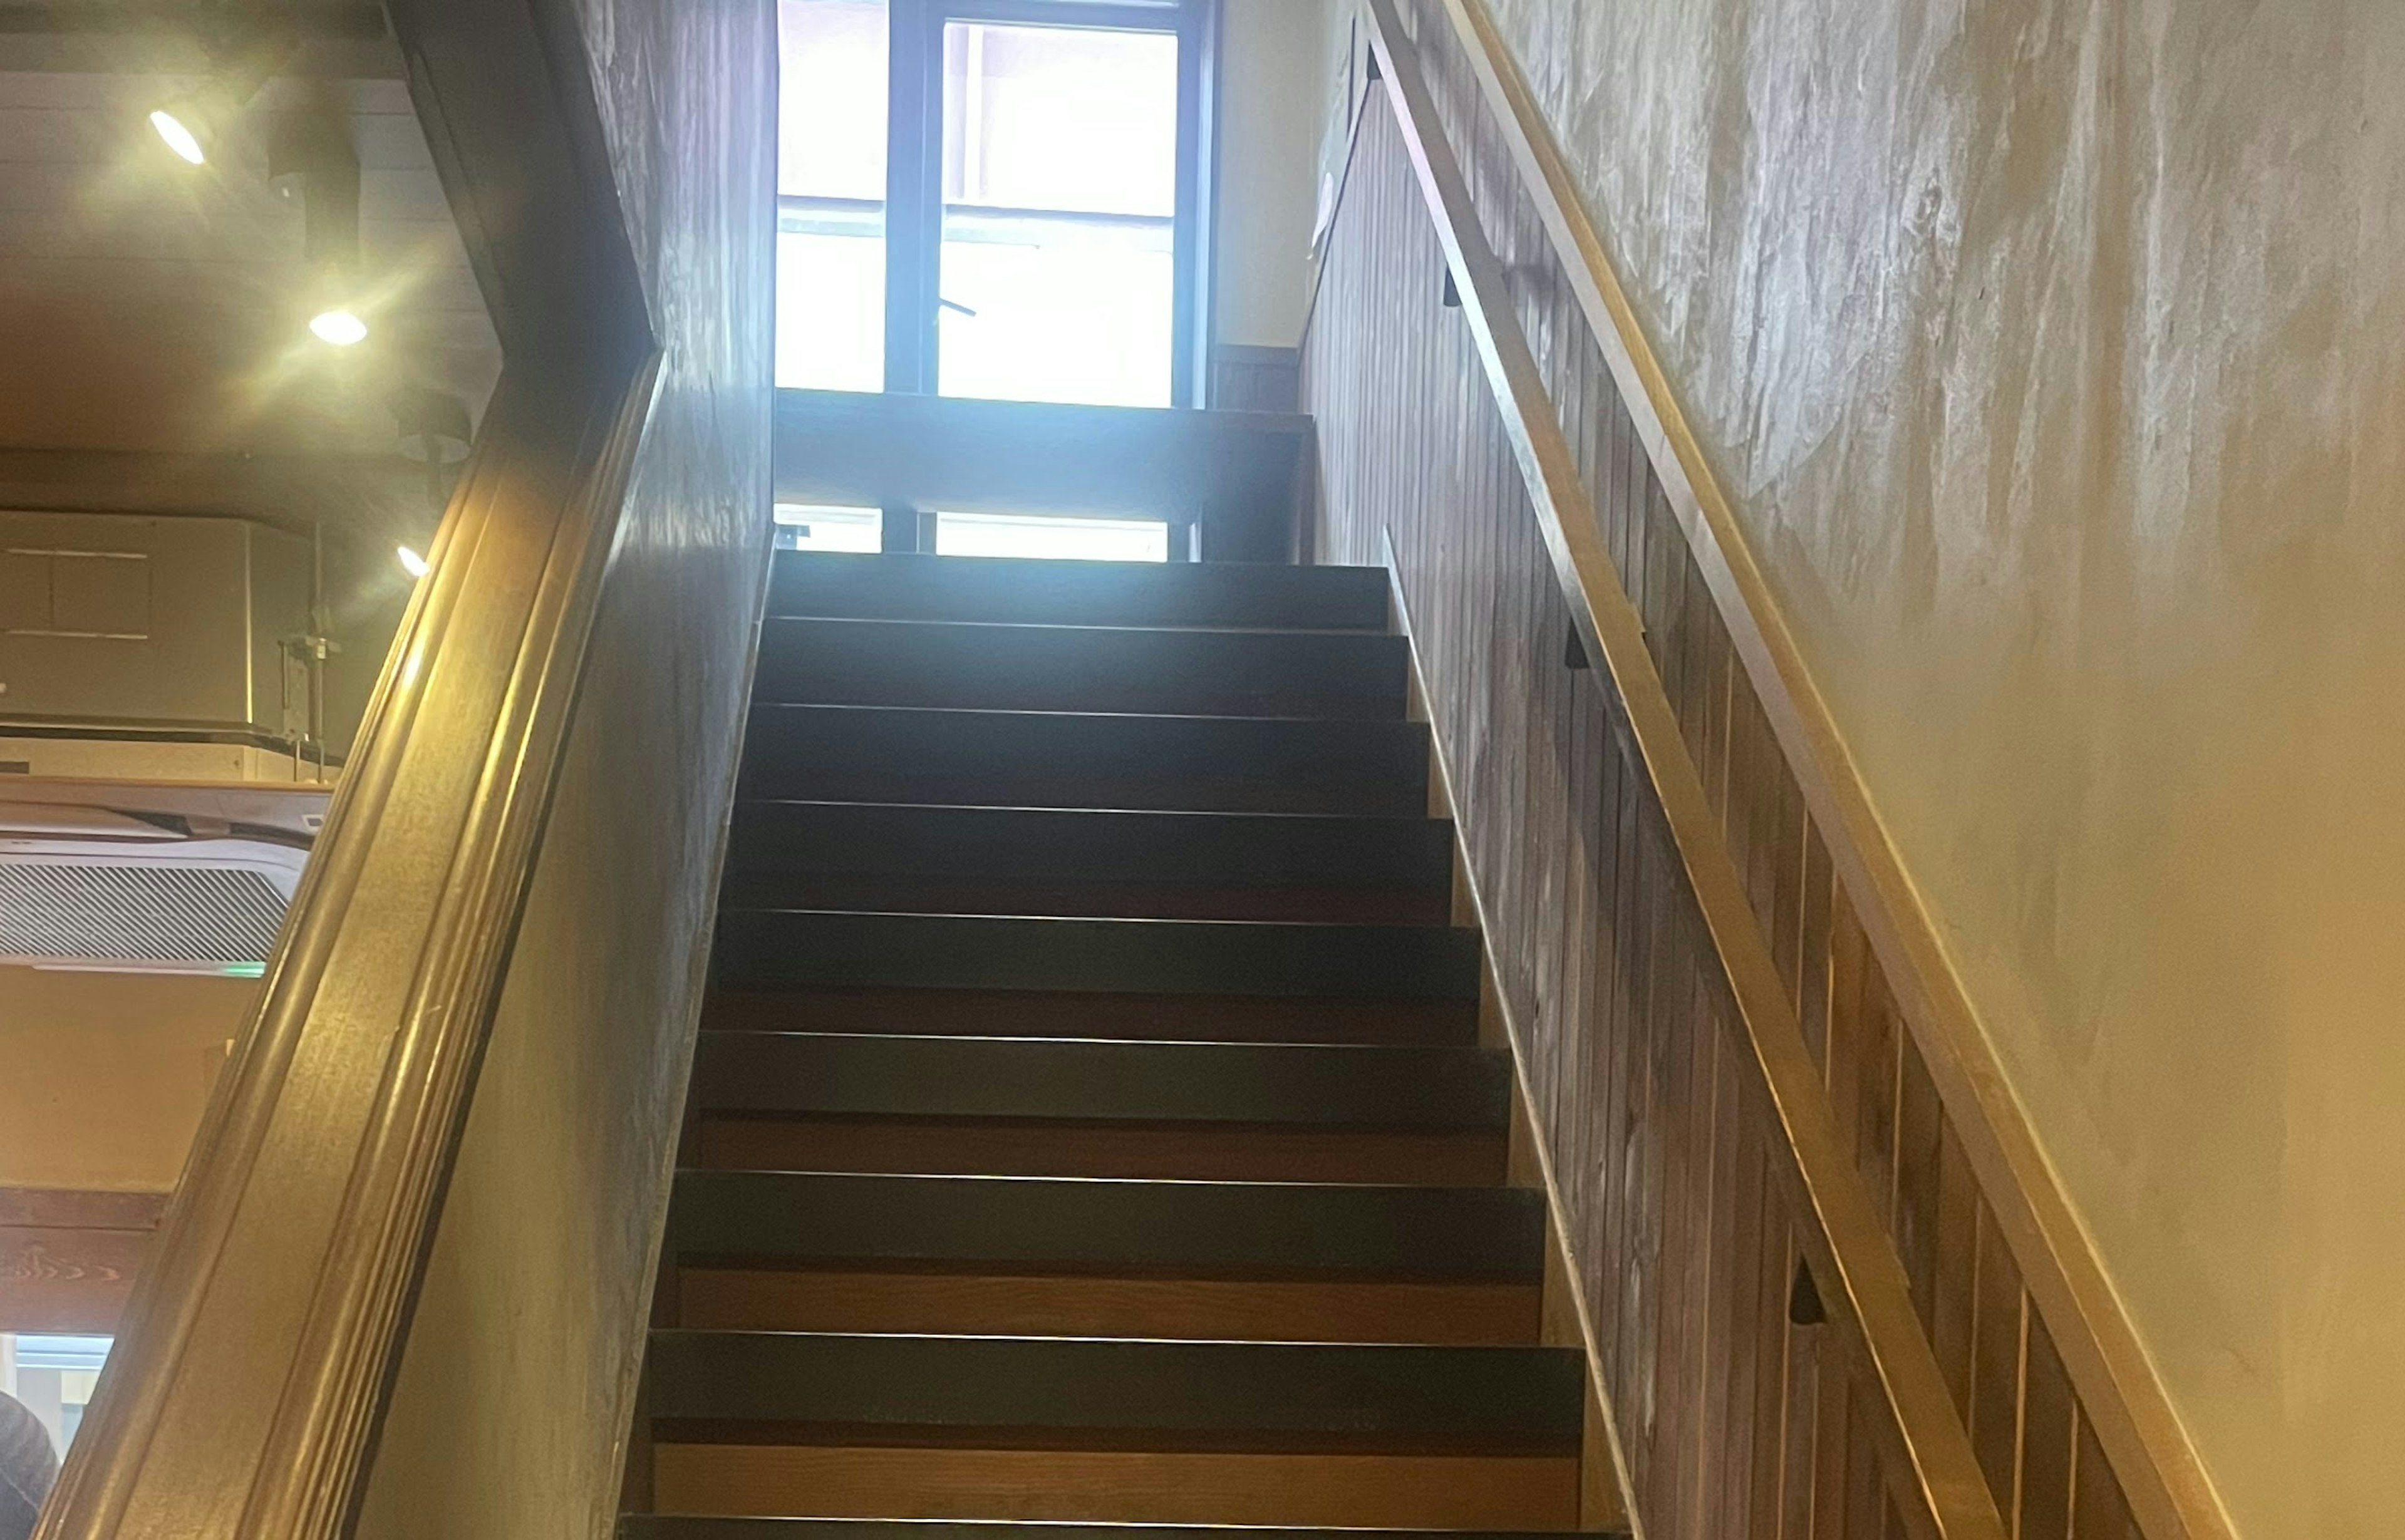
(737, 770), (1423, 819)
(753, 620), (1409, 719)
(690, 1117), (1506, 1186)
(673, 1269), (1539, 1345)
(647, 1334), (1583, 1450)
(703, 989), (1477, 1045)
(768, 553), (1392, 632)
(728, 806), (1453, 886)
(623, 1521), (1608, 1540)
(722, 804), (1452, 925)
(721, 875), (1451, 925)
(668, 1173), (1544, 1281)
(651, 1446), (1578, 1528)
(738, 708), (1431, 818)
(692, 1034), (1506, 1129)
(711, 913), (1481, 1001)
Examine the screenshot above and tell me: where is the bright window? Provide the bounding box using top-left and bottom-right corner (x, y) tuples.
(936, 22), (1179, 407)
(776, 0), (889, 391)
(772, 1), (1200, 408)
(936, 511), (1168, 562)
(941, 23), (1177, 216)
(773, 504), (883, 552)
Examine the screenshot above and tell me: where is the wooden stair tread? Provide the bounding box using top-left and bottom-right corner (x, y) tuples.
(702, 989), (1477, 1045)
(711, 912), (1480, 1000)
(691, 1035), (1508, 1129)
(686, 1117), (1504, 1186)
(666, 1172), (1543, 1279)
(646, 1331), (1583, 1450)
(737, 705), (1432, 818)
(752, 618), (1409, 719)
(672, 1268), (1538, 1343)
(644, 1445), (1581, 1528)
(766, 550), (1392, 631)
(720, 802), (1452, 926)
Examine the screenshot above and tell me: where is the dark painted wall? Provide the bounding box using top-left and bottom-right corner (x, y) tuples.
(352, 1), (776, 1534)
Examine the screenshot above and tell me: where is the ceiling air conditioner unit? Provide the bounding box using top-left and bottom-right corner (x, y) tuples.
(0, 778), (327, 976)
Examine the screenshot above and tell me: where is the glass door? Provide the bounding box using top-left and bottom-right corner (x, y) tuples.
(777, 0), (1212, 407)
(775, 0), (891, 393)
(934, 19), (1180, 406)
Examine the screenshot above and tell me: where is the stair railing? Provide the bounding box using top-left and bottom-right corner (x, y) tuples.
(1350, 6), (1996, 1536)
(28, 3), (767, 1536)
(1337, 3), (2225, 1539)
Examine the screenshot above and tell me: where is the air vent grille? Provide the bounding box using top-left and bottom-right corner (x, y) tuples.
(0, 862), (287, 965)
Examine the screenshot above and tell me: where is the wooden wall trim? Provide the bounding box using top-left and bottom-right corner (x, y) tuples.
(1422, 5), (2228, 1539)
(1352, 7), (2000, 1537)
(1387, 564), (1642, 1536)
(0, 1189), (166, 1336)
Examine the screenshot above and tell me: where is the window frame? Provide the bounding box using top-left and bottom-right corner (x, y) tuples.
(875, 0), (1218, 406)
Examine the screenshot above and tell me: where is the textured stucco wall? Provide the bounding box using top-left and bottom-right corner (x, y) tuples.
(1477, 1), (2405, 1536)
(1216, 0), (1334, 347)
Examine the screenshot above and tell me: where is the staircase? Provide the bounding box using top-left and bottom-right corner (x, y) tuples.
(621, 550), (1613, 1539)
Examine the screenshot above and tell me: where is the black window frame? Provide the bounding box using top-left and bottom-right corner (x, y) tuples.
(868, 0), (1219, 406)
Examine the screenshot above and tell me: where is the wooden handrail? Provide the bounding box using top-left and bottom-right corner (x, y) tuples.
(1357, 4), (2005, 1537)
(1391, 3), (2233, 1539)
(31, 3), (664, 1535)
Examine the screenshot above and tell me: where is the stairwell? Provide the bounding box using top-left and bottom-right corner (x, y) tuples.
(619, 549), (1620, 1538)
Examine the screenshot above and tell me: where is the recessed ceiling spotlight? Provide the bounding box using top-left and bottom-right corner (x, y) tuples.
(309, 309), (368, 346)
(396, 545), (430, 579)
(148, 108), (208, 165)
(144, 38), (295, 168)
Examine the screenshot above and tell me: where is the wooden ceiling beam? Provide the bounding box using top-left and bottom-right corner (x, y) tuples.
(0, 3), (386, 39)
(0, 446), (430, 532)
(0, 8), (399, 76)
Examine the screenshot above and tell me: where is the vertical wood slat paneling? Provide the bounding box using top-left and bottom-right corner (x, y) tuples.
(1310, 79), (1865, 1540)
(1303, 6), (2153, 1538)
(1971, 1206), (2029, 1512)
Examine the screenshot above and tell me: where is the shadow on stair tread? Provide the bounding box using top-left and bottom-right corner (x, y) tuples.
(691, 1033), (1509, 1130)
(737, 705), (1432, 818)
(685, 1114), (1506, 1187)
(710, 911), (1481, 1000)
(727, 803), (1454, 883)
(666, 1171), (1544, 1282)
(701, 987), (1479, 1046)
(646, 1331), (1583, 1451)
(752, 617), (1410, 720)
(768, 550), (1393, 632)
